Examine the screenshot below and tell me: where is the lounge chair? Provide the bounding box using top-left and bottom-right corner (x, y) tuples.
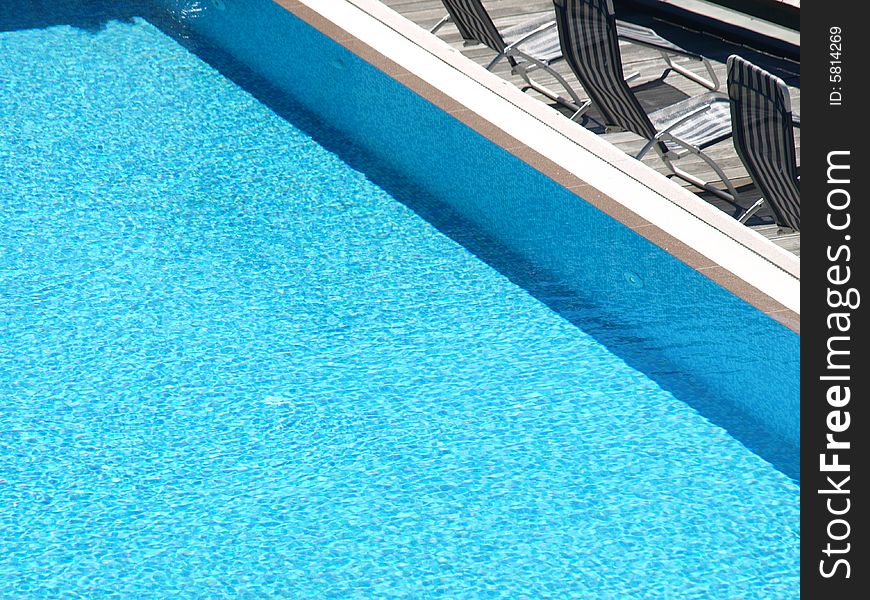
(431, 0), (591, 118)
(553, 0), (737, 200)
(429, 0), (720, 120)
(727, 55), (800, 231)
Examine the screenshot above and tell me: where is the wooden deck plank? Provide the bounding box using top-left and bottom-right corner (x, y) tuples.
(379, 0), (800, 256)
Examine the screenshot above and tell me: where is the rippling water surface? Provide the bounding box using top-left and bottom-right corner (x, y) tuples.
(0, 7), (798, 597)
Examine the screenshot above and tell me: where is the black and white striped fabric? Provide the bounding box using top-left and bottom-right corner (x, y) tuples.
(727, 55), (800, 231)
(650, 92), (733, 152)
(437, 0), (701, 65)
(438, 0), (507, 54)
(553, 0), (660, 142)
(501, 13), (563, 65)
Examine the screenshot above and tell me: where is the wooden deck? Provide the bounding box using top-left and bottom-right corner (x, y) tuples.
(379, 0), (801, 256)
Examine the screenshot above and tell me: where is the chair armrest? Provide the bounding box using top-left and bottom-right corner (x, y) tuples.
(504, 21), (557, 52)
(653, 105), (711, 138)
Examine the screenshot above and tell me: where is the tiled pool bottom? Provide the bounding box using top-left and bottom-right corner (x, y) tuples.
(0, 15), (798, 598)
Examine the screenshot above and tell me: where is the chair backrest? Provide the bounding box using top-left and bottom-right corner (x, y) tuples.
(553, 0), (659, 143)
(438, 0), (506, 54)
(727, 55), (800, 230)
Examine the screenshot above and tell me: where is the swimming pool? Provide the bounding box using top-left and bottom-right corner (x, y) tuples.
(1, 0), (798, 596)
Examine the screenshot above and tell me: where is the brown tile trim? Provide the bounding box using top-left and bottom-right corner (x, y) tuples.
(634, 225), (719, 271)
(768, 310), (802, 334)
(392, 72), (467, 114)
(449, 109), (525, 149)
(339, 38), (407, 77)
(698, 265), (800, 316)
(271, 0), (801, 335)
(503, 146), (586, 188)
(566, 183), (652, 229)
(273, 0), (358, 43)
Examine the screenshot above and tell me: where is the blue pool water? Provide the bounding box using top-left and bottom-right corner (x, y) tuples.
(1, 3), (798, 597)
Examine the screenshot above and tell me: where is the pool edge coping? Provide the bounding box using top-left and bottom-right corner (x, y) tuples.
(274, 0), (800, 334)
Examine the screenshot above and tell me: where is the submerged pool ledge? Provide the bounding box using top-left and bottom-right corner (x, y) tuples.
(277, 0), (800, 333)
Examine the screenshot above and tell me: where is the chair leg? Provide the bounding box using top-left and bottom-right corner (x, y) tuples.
(485, 53), (507, 71)
(693, 148), (738, 199)
(738, 198), (765, 223)
(661, 52), (720, 91)
(429, 14), (451, 34)
(509, 52), (591, 119)
(521, 74), (592, 120)
(658, 148), (738, 202)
